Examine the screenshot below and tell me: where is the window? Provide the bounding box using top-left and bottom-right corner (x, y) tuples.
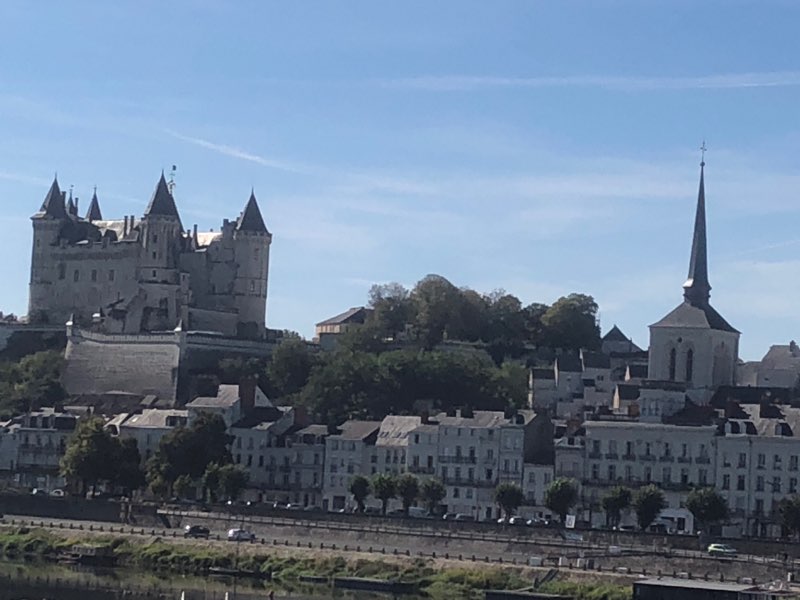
(487, 449), (494, 460)
(528, 471), (535, 484)
(756, 476), (764, 492)
(669, 348), (676, 381)
(250, 281), (256, 292)
(73, 269), (80, 282)
(681, 443), (688, 458)
(774, 455), (782, 470)
(755, 498), (764, 515)
(414, 434), (419, 444)
(791, 456), (799, 472)
(664, 442), (671, 457)
(758, 454), (766, 469)
(722, 474), (730, 490)
(644, 467), (652, 483)
(58, 264), (66, 280)
(591, 464), (599, 480)
(699, 469), (707, 485)
(722, 453), (730, 467)
(607, 465), (616, 480)
(468, 468), (474, 481)
(151, 270), (156, 278)
(246, 455), (252, 467)
(626, 441), (634, 456)
(441, 467), (448, 479)
(486, 469), (493, 480)
(773, 477), (782, 493)
(685, 349), (694, 382)
(791, 478), (798, 494)
(738, 453), (747, 468)
(91, 269), (97, 282)
(466, 488), (473, 499)
(737, 475), (746, 491)
(645, 443), (652, 457)
(662, 467), (671, 483)
(625, 466), (633, 481)
(453, 488), (460, 498)
(681, 468), (689, 484)
(592, 440), (600, 454)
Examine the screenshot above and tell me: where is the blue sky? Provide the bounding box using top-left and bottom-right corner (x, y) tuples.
(2, 1), (800, 360)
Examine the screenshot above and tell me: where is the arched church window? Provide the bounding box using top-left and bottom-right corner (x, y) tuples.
(669, 348), (676, 381)
(686, 349), (694, 383)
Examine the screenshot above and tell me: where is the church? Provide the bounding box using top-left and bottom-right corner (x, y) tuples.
(28, 172), (272, 340)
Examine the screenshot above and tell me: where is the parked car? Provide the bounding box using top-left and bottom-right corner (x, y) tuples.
(497, 517), (509, 525)
(184, 525), (210, 539)
(285, 503), (304, 511)
(408, 507), (431, 519)
(364, 506), (382, 515)
(49, 489), (66, 498)
(707, 543), (737, 558)
(30, 488), (47, 496)
(387, 508), (406, 517)
(442, 512), (458, 521)
(453, 513), (475, 522)
(615, 524), (636, 532)
(227, 528), (255, 542)
(509, 516), (528, 526)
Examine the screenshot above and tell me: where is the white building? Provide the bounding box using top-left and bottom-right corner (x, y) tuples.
(322, 420), (381, 512)
(109, 408), (188, 462)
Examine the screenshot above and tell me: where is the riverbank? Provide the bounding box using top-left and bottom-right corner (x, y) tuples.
(0, 526), (632, 599)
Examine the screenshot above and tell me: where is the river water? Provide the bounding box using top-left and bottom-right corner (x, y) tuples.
(0, 562), (405, 600)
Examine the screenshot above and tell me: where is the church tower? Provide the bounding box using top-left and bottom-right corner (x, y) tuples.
(28, 177), (68, 323)
(647, 157), (739, 399)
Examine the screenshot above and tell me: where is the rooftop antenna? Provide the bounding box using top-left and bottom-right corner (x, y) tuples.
(167, 165), (177, 195)
(69, 184), (74, 201)
(700, 140), (707, 166)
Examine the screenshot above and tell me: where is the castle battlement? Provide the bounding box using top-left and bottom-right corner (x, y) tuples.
(28, 173), (272, 341)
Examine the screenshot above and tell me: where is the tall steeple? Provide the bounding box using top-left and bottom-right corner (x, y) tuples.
(38, 176), (67, 219)
(682, 154), (711, 306)
(86, 188), (102, 221)
(236, 190), (269, 233)
(144, 171), (181, 220)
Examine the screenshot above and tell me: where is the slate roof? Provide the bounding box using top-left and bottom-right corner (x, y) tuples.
(615, 383), (640, 401)
(331, 420), (381, 441)
(650, 300), (738, 333)
(376, 415), (422, 447)
(236, 192), (269, 234)
(555, 354), (583, 373)
(582, 351), (610, 369)
(760, 344), (800, 371)
(145, 173), (181, 219)
(188, 384), (240, 408)
(121, 409), (188, 429)
(86, 191), (102, 221)
(602, 325), (629, 342)
(710, 385), (794, 407)
(626, 364), (648, 379)
(316, 306), (372, 327)
(37, 177), (67, 219)
(532, 367), (555, 381)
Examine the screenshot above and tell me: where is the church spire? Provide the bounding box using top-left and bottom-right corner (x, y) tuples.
(86, 188), (102, 221)
(683, 150), (711, 306)
(38, 175), (67, 219)
(236, 190), (269, 233)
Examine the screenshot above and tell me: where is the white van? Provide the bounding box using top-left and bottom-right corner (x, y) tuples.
(408, 507), (429, 519)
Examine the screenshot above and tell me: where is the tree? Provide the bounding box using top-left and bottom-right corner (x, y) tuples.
(522, 302), (549, 346)
(60, 417), (118, 496)
(369, 282), (415, 340)
(541, 293), (600, 350)
(147, 412), (233, 494)
(267, 338), (317, 399)
(173, 475), (194, 500)
(372, 473), (397, 515)
(544, 478), (579, 524)
(419, 478), (446, 516)
(349, 475), (371, 513)
(217, 464), (249, 501)
(202, 463), (222, 503)
(779, 496), (800, 540)
(411, 274), (462, 349)
(0, 350), (66, 417)
(484, 293), (526, 364)
(686, 487), (729, 533)
(495, 483), (525, 519)
(113, 437), (146, 496)
(395, 473), (420, 515)
(601, 486), (632, 528)
(633, 485), (667, 531)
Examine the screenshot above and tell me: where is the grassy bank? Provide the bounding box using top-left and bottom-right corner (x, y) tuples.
(0, 527), (631, 600)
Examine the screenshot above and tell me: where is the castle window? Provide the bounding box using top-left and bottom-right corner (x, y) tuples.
(91, 270), (97, 282)
(250, 281), (256, 293)
(153, 234), (158, 243)
(686, 349), (694, 382)
(152, 270), (157, 278)
(108, 269), (115, 282)
(73, 270), (80, 282)
(668, 348), (676, 381)
(58, 264), (66, 280)
(152, 251), (157, 260)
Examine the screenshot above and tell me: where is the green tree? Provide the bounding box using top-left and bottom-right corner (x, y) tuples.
(60, 417), (118, 496)
(349, 475), (371, 513)
(419, 478), (446, 516)
(368, 282), (415, 340)
(485, 292), (526, 364)
(173, 475), (194, 500)
(267, 338), (317, 399)
(217, 464), (249, 501)
(541, 293), (600, 350)
(202, 463), (222, 503)
(372, 473), (397, 515)
(0, 350), (66, 417)
(779, 496), (800, 540)
(147, 412), (233, 493)
(601, 486), (632, 528)
(411, 274), (462, 349)
(113, 437), (146, 496)
(522, 302), (549, 345)
(686, 487), (729, 533)
(544, 478), (579, 524)
(633, 485), (667, 531)
(495, 482), (525, 519)
(395, 473), (420, 515)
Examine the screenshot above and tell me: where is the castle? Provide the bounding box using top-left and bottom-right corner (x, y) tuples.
(28, 173), (272, 339)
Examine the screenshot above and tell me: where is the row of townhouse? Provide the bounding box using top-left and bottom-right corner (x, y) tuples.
(555, 398), (800, 537)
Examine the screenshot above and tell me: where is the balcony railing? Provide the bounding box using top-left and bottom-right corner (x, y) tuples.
(677, 456), (691, 463)
(695, 456), (711, 464)
(639, 455), (656, 462)
(439, 455), (477, 465)
(605, 453), (619, 460)
(659, 456), (675, 463)
(409, 466), (435, 475)
(622, 454), (637, 461)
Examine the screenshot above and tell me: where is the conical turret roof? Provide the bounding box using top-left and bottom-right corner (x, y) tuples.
(144, 172), (181, 219)
(38, 176), (67, 219)
(236, 190), (269, 233)
(86, 190), (102, 221)
(683, 161), (711, 306)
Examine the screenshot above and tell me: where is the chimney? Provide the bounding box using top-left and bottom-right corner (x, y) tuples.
(420, 410), (429, 425)
(123, 216), (129, 236)
(193, 224), (198, 244)
(239, 376), (257, 415)
(74, 198), (79, 216)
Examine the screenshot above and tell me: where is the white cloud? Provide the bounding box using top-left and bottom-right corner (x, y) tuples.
(380, 71), (800, 92)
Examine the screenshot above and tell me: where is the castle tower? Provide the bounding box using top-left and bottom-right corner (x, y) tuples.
(86, 189), (102, 221)
(232, 191), (272, 338)
(648, 159), (739, 400)
(28, 177), (68, 323)
(139, 173), (185, 328)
